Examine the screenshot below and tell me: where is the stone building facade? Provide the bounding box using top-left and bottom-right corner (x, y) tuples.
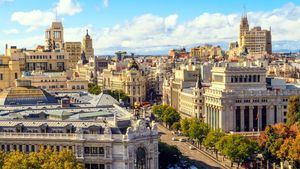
(204, 64), (300, 132)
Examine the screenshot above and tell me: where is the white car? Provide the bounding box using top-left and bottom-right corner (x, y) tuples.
(189, 145), (196, 150)
(172, 137), (178, 141)
(179, 138), (186, 142)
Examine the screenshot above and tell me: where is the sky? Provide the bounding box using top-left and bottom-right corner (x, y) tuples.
(0, 0), (300, 55)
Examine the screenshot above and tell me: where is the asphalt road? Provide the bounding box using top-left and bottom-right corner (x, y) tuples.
(158, 124), (226, 169)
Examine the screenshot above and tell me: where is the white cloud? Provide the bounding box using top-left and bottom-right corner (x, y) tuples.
(6, 2), (300, 54)
(164, 14), (178, 32)
(11, 10), (55, 31)
(3, 29), (19, 34)
(56, 0), (82, 16)
(103, 0), (109, 7)
(90, 3), (300, 54)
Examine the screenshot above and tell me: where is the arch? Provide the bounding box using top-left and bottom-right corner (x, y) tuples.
(135, 147), (147, 169)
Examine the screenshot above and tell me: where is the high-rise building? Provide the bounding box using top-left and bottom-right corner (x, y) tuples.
(45, 22), (64, 51)
(64, 42), (82, 69)
(82, 30), (94, 60)
(239, 15), (272, 55)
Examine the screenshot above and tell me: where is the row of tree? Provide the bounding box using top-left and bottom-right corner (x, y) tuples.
(0, 147), (82, 169)
(177, 118), (258, 167)
(152, 105), (181, 129)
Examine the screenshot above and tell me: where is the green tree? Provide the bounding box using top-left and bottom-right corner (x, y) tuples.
(152, 105), (168, 121)
(171, 122), (181, 131)
(162, 107), (181, 129)
(287, 96), (300, 126)
(3, 151), (29, 169)
(0, 150), (5, 168)
(216, 134), (258, 167)
(158, 142), (182, 169)
(203, 129), (225, 158)
(88, 83), (101, 95)
(189, 119), (210, 148)
(108, 90), (130, 104)
(180, 118), (191, 136)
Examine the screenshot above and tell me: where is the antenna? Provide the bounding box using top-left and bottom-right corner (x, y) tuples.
(243, 5), (247, 18)
(55, 6), (58, 21)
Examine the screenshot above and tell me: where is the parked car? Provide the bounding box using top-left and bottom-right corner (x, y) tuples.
(179, 138), (186, 142)
(189, 145), (196, 150)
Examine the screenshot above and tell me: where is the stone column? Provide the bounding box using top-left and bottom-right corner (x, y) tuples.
(232, 106), (236, 131)
(240, 106), (245, 131)
(249, 106), (254, 131)
(268, 105), (274, 125)
(258, 106), (262, 132)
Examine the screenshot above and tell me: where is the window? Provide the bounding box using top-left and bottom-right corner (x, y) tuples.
(283, 105), (287, 109)
(14, 73), (18, 79)
(0, 74), (3, 80)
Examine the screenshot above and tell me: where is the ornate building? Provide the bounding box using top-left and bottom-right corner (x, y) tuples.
(238, 15), (272, 56)
(190, 45), (223, 61)
(82, 30), (94, 60)
(99, 58), (147, 105)
(45, 22), (64, 51)
(163, 59), (204, 118)
(204, 63), (300, 132)
(0, 81), (159, 169)
(65, 42), (82, 70)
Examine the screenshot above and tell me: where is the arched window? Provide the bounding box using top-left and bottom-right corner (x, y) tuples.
(135, 147), (146, 169)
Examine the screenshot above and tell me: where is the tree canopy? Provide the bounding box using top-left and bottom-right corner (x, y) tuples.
(0, 147), (83, 169)
(88, 83), (101, 95)
(287, 96), (300, 126)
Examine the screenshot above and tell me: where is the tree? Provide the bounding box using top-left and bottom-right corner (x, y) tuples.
(287, 96), (300, 126)
(259, 123), (290, 162)
(216, 134), (258, 167)
(0, 151), (5, 168)
(3, 151), (29, 169)
(189, 119), (210, 148)
(203, 129), (225, 158)
(152, 105), (168, 120)
(108, 90), (130, 104)
(158, 142), (182, 169)
(180, 118), (191, 136)
(162, 107), (180, 128)
(88, 83), (101, 95)
(171, 122), (181, 131)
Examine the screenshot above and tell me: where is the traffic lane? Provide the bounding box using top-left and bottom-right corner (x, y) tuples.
(158, 125), (223, 169)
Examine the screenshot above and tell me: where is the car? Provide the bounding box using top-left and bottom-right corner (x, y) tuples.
(179, 138), (186, 142)
(172, 137), (178, 141)
(189, 145), (196, 150)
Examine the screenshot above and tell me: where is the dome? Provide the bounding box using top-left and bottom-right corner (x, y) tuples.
(128, 58), (139, 70)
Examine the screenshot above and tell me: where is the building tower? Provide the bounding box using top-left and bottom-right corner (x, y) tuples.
(82, 29), (94, 60)
(45, 22), (64, 51)
(239, 13), (249, 49)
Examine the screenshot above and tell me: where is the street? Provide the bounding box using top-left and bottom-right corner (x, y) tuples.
(158, 124), (227, 169)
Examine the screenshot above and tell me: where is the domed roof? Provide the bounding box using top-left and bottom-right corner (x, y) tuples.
(0, 86), (57, 106)
(128, 58), (139, 70)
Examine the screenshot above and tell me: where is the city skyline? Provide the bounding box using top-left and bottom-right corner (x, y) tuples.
(0, 0), (300, 54)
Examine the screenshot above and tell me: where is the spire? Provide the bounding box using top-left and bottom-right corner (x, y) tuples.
(243, 5), (247, 18)
(196, 71), (203, 89)
(86, 29), (89, 36)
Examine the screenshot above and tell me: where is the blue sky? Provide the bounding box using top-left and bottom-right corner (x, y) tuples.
(1, 0), (300, 54)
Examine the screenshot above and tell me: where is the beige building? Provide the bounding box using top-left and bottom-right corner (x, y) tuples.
(190, 45), (223, 61)
(82, 30), (94, 60)
(65, 42), (82, 69)
(204, 63), (300, 132)
(45, 22), (64, 50)
(24, 49), (69, 71)
(239, 15), (272, 55)
(99, 58), (146, 105)
(0, 55), (21, 91)
(20, 71), (88, 91)
(162, 59), (204, 118)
